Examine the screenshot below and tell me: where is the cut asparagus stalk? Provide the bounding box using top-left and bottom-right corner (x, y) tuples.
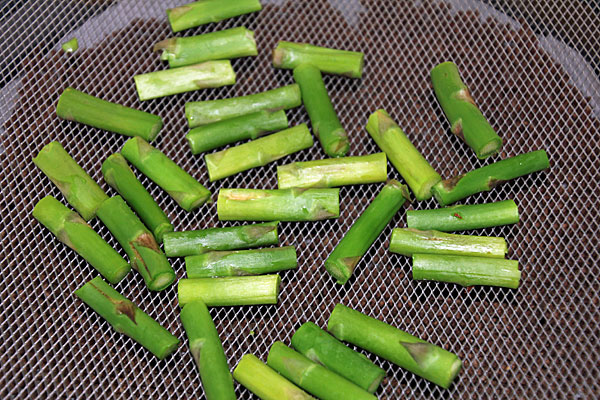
(121, 137), (211, 211)
(178, 275), (281, 306)
(291, 322), (386, 394)
(432, 150), (550, 206)
(234, 353), (315, 400)
(102, 153), (173, 243)
(293, 64), (349, 157)
(205, 124), (314, 181)
(180, 300), (236, 400)
(167, 0), (262, 32)
(96, 196), (175, 291)
(56, 88), (163, 141)
(406, 200), (519, 232)
(185, 246), (297, 278)
(156, 26), (257, 68)
(61, 38), (78, 53)
(217, 188), (340, 222)
(412, 253), (521, 289)
(327, 304), (462, 389)
(273, 42), (364, 78)
(75, 276), (180, 359)
(186, 84), (301, 128)
(277, 153), (387, 189)
(33, 196), (130, 284)
(33, 141), (108, 221)
(267, 342), (377, 400)
(431, 61), (503, 159)
(366, 109), (441, 201)
(325, 180), (410, 285)
(134, 60), (235, 101)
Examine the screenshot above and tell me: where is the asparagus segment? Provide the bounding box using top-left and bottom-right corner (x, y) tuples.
(61, 38), (78, 53)
(33, 141), (108, 221)
(96, 196), (175, 291)
(327, 304), (462, 389)
(273, 42), (364, 78)
(293, 64), (349, 157)
(217, 188), (340, 222)
(178, 275), (281, 306)
(431, 61), (502, 159)
(325, 180), (410, 285)
(134, 60), (236, 101)
(291, 322), (386, 394)
(121, 137), (211, 211)
(412, 253), (521, 289)
(56, 88), (163, 141)
(33, 196), (130, 284)
(75, 276), (180, 359)
(180, 300), (236, 400)
(432, 150), (550, 206)
(205, 124), (314, 181)
(366, 109), (441, 200)
(267, 342), (377, 400)
(167, 0), (262, 32)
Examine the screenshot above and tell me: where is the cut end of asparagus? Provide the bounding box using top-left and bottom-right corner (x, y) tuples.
(154, 221), (175, 244)
(149, 271), (177, 291)
(327, 128), (350, 157)
(325, 257), (358, 285)
(62, 37), (79, 53)
(477, 137), (503, 159)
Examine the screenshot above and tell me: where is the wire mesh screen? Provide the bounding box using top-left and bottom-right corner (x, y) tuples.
(0, 0), (598, 398)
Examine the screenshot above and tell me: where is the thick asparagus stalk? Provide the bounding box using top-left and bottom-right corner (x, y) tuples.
(325, 180), (410, 285)
(33, 196), (130, 284)
(33, 141), (108, 221)
(102, 153), (173, 243)
(178, 275), (281, 306)
(277, 153), (387, 189)
(206, 124), (314, 181)
(217, 188), (340, 222)
(75, 276), (179, 359)
(96, 196), (175, 291)
(56, 88), (163, 141)
(406, 200), (519, 232)
(293, 64), (349, 157)
(121, 137), (211, 211)
(186, 84), (301, 128)
(167, 0), (262, 32)
(267, 342), (376, 400)
(366, 109), (441, 201)
(432, 150), (550, 206)
(273, 42), (364, 78)
(180, 300), (235, 400)
(61, 38), (78, 53)
(431, 61), (502, 159)
(327, 304), (462, 389)
(291, 322), (386, 394)
(134, 60), (235, 101)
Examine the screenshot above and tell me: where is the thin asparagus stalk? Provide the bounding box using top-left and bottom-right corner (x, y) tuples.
(273, 42), (364, 78)
(366, 109), (441, 201)
(167, 0), (262, 32)
(412, 253), (521, 289)
(180, 300), (236, 400)
(205, 124), (314, 181)
(325, 180), (410, 285)
(61, 38), (78, 53)
(327, 304), (462, 389)
(33, 141), (108, 221)
(33, 196), (130, 284)
(185, 84), (301, 128)
(102, 153), (173, 243)
(267, 342), (377, 400)
(277, 153), (387, 189)
(217, 188), (340, 222)
(96, 196), (175, 291)
(75, 276), (180, 359)
(291, 322), (386, 394)
(431, 150), (550, 206)
(121, 137), (211, 211)
(293, 64), (349, 157)
(178, 275), (281, 307)
(134, 60), (235, 101)
(431, 61), (502, 159)
(56, 88), (163, 141)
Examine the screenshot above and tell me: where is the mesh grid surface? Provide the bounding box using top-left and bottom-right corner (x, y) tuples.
(1, 0), (598, 398)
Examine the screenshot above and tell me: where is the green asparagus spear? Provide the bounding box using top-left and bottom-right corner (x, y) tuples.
(273, 42), (364, 78)
(61, 38), (78, 53)
(167, 0), (262, 32)
(178, 275), (281, 307)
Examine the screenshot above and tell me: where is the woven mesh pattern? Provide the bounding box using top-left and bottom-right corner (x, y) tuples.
(1, 0), (598, 398)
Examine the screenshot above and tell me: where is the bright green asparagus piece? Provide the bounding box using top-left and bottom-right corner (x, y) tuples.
(61, 38), (78, 53)
(178, 275), (281, 307)
(167, 0), (262, 32)
(273, 42), (364, 78)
